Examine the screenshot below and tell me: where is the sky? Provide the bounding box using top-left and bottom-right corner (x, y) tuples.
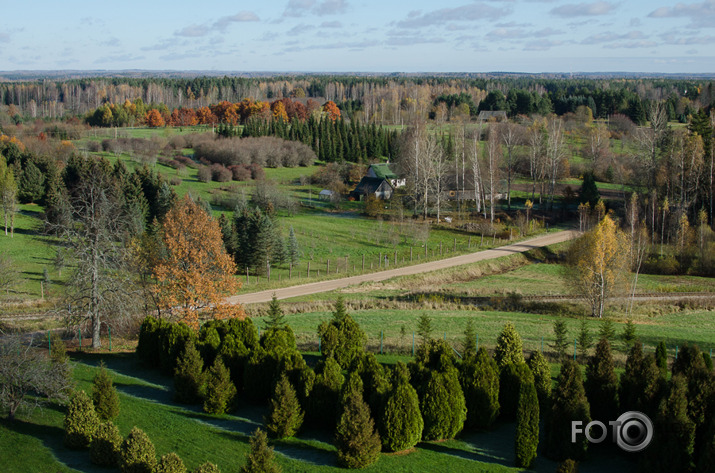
(1, 0), (714, 74)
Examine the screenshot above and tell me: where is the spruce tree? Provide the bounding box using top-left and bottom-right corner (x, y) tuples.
(119, 427), (157, 473)
(462, 319), (477, 360)
(264, 294), (286, 330)
(90, 421), (122, 466)
(620, 342), (664, 418)
(514, 382), (539, 468)
(64, 390), (100, 449)
(241, 428), (281, 473)
(544, 360), (591, 462)
(460, 347), (500, 429)
(288, 226), (300, 265)
(92, 362), (120, 420)
(622, 319), (637, 347)
(552, 320), (569, 360)
(378, 362), (423, 452)
(576, 319), (593, 362)
(318, 298), (366, 369)
(598, 318), (615, 342)
(265, 374), (304, 439)
(416, 313), (433, 345)
(192, 463), (221, 473)
(499, 362), (534, 421)
(527, 351), (551, 408)
(155, 453), (187, 473)
(203, 359), (236, 415)
(494, 322), (524, 368)
(655, 340), (668, 378)
(335, 386), (381, 469)
(174, 340), (205, 404)
(419, 367), (467, 440)
(584, 338), (619, 422)
(641, 375), (695, 473)
(307, 357), (345, 428)
(672, 344), (715, 430)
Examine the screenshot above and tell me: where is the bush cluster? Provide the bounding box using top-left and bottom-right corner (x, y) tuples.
(195, 136), (315, 168)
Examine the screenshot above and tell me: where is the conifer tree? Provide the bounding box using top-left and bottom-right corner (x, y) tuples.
(514, 382), (539, 468)
(318, 297), (366, 369)
(494, 322), (524, 368)
(499, 362), (534, 421)
(416, 313), (433, 346)
(672, 344), (715, 430)
(462, 319), (477, 360)
(265, 374), (304, 439)
(335, 384), (381, 468)
(288, 226), (300, 265)
(155, 453), (187, 473)
(584, 338), (619, 422)
(90, 421), (122, 466)
(378, 362), (423, 452)
(544, 360), (591, 462)
(192, 462), (221, 473)
(92, 362), (120, 421)
(576, 318), (593, 362)
(598, 318), (615, 342)
(552, 320), (569, 360)
(622, 319), (637, 347)
(308, 357), (345, 428)
(203, 359), (236, 415)
(655, 340), (668, 378)
(641, 375), (695, 473)
(460, 347), (500, 429)
(527, 351), (551, 409)
(419, 367), (467, 440)
(119, 427), (157, 473)
(64, 390), (100, 448)
(264, 294), (286, 330)
(174, 340), (205, 404)
(620, 342), (664, 418)
(241, 428), (281, 473)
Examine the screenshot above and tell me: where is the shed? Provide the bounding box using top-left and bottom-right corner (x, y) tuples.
(319, 189), (334, 200)
(478, 110), (508, 122)
(350, 177), (393, 201)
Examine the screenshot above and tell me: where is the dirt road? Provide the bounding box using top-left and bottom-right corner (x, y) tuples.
(226, 230), (579, 305)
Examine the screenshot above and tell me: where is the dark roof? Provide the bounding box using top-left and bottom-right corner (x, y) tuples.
(352, 177), (390, 195)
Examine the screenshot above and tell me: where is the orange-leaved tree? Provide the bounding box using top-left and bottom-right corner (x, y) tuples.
(322, 101), (341, 122)
(153, 195), (243, 328)
(144, 109), (165, 128)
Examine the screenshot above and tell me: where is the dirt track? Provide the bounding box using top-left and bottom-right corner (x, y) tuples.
(226, 230), (579, 305)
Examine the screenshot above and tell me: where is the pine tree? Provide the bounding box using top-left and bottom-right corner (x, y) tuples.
(655, 340), (668, 378)
(203, 359), (236, 415)
(460, 347), (500, 429)
(641, 375), (695, 473)
(92, 362), (120, 421)
(527, 351), (551, 409)
(64, 390), (100, 448)
(598, 318), (615, 342)
(317, 297), (366, 369)
(416, 313), (433, 345)
(307, 357), (345, 428)
(576, 319), (593, 362)
(155, 453), (187, 473)
(552, 320), (569, 360)
(288, 226), (300, 265)
(264, 294), (286, 330)
(499, 362), (534, 421)
(378, 362), (423, 452)
(335, 386), (381, 469)
(119, 427), (157, 473)
(514, 382), (539, 468)
(584, 338), (619, 422)
(241, 428), (281, 473)
(265, 374), (304, 439)
(544, 360), (591, 462)
(620, 342), (664, 418)
(191, 462), (221, 473)
(174, 340), (205, 404)
(90, 421), (122, 466)
(494, 321), (524, 368)
(462, 319), (477, 360)
(622, 319), (637, 347)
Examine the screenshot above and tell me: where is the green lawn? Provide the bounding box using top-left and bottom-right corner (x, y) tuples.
(1, 351), (641, 473)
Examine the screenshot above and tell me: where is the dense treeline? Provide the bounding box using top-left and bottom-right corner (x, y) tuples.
(1, 75), (712, 125)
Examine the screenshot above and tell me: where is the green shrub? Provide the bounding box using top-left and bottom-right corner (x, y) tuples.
(64, 390), (100, 449)
(92, 362), (120, 420)
(584, 338), (618, 422)
(378, 362), (423, 452)
(655, 340), (668, 378)
(556, 459), (579, 473)
(307, 357), (344, 428)
(527, 351), (551, 409)
(191, 462), (221, 473)
(203, 359), (237, 415)
(240, 428), (280, 473)
(160, 322), (197, 374)
(620, 342), (665, 418)
(318, 298), (367, 369)
(155, 452), (187, 473)
(136, 315), (168, 367)
(460, 347), (500, 429)
(499, 362), (534, 421)
(551, 320), (569, 361)
(335, 385), (381, 468)
(90, 421), (122, 466)
(198, 326), (221, 367)
(218, 334), (250, 390)
(242, 347), (280, 403)
(515, 382), (539, 468)
(672, 344), (715, 428)
(261, 326), (297, 358)
(279, 352), (315, 406)
(544, 360), (590, 462)
(494, 322), (524, 368)
(174, 339), (205, 404)
(119, 427), (157, 473)
(418, 367), (466, 440)
(223, 317), (259, 350)
(351, 352), (390, 414)
(265, 374), (304, 439)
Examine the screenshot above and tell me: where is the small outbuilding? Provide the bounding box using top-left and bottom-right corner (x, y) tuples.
(350, 177), (393, 201)
(319, 189), (334, 200)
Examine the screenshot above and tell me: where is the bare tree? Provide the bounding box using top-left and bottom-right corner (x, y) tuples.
(499, 121), (523, 210)
(545, 116), (566, 210)
(0, 334), (71, 420)
(0, 156), (18, 237)
(46, 161), (139, 348)
(470, 128), (484, 216)
(485, 126), (502, 223)
(526, 118), (547, 203)
(0, 251), (20, 295)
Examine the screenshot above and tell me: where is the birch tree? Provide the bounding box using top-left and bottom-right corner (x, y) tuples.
(0, 156), (18, 237)
(485, 125), (502, 224)
(499, 122), (522, 210)
(545, 117), (565, 211)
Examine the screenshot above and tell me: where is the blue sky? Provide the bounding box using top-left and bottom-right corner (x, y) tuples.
(2, 0), (714, 73)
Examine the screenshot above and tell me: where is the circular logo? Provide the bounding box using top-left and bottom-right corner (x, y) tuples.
(615, 411), (653, 453)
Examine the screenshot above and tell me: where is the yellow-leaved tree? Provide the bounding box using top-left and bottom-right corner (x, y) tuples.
(565, 215), (630, 318)
(153, 196), (244, 328)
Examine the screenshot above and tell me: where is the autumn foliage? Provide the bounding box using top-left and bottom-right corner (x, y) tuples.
(153, 195), (243, 328)
(144, 109), (165, 128)
(322, 101), (341, 121)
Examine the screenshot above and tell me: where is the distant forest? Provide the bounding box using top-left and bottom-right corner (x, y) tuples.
(1, 75), (713, 125)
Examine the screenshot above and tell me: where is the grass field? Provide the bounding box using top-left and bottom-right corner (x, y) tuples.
(0, 350), (640, 473)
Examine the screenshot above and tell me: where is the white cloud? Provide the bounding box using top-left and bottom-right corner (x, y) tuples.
(649, 1), (715, 28)
(284, 0), (348, 17)
(523, 39), (563, 50)
(320, 21), (342, 28)
(0, 33), (10, 43)
(213, 11), (260, 29)
(582, 31), (647, 44)
(175, 24), (211, 37)
(396, 3), (511, 28)
(550, 1), (617, 18)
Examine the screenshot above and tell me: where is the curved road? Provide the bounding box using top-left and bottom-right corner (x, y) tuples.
(226, 230), (579, 305)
